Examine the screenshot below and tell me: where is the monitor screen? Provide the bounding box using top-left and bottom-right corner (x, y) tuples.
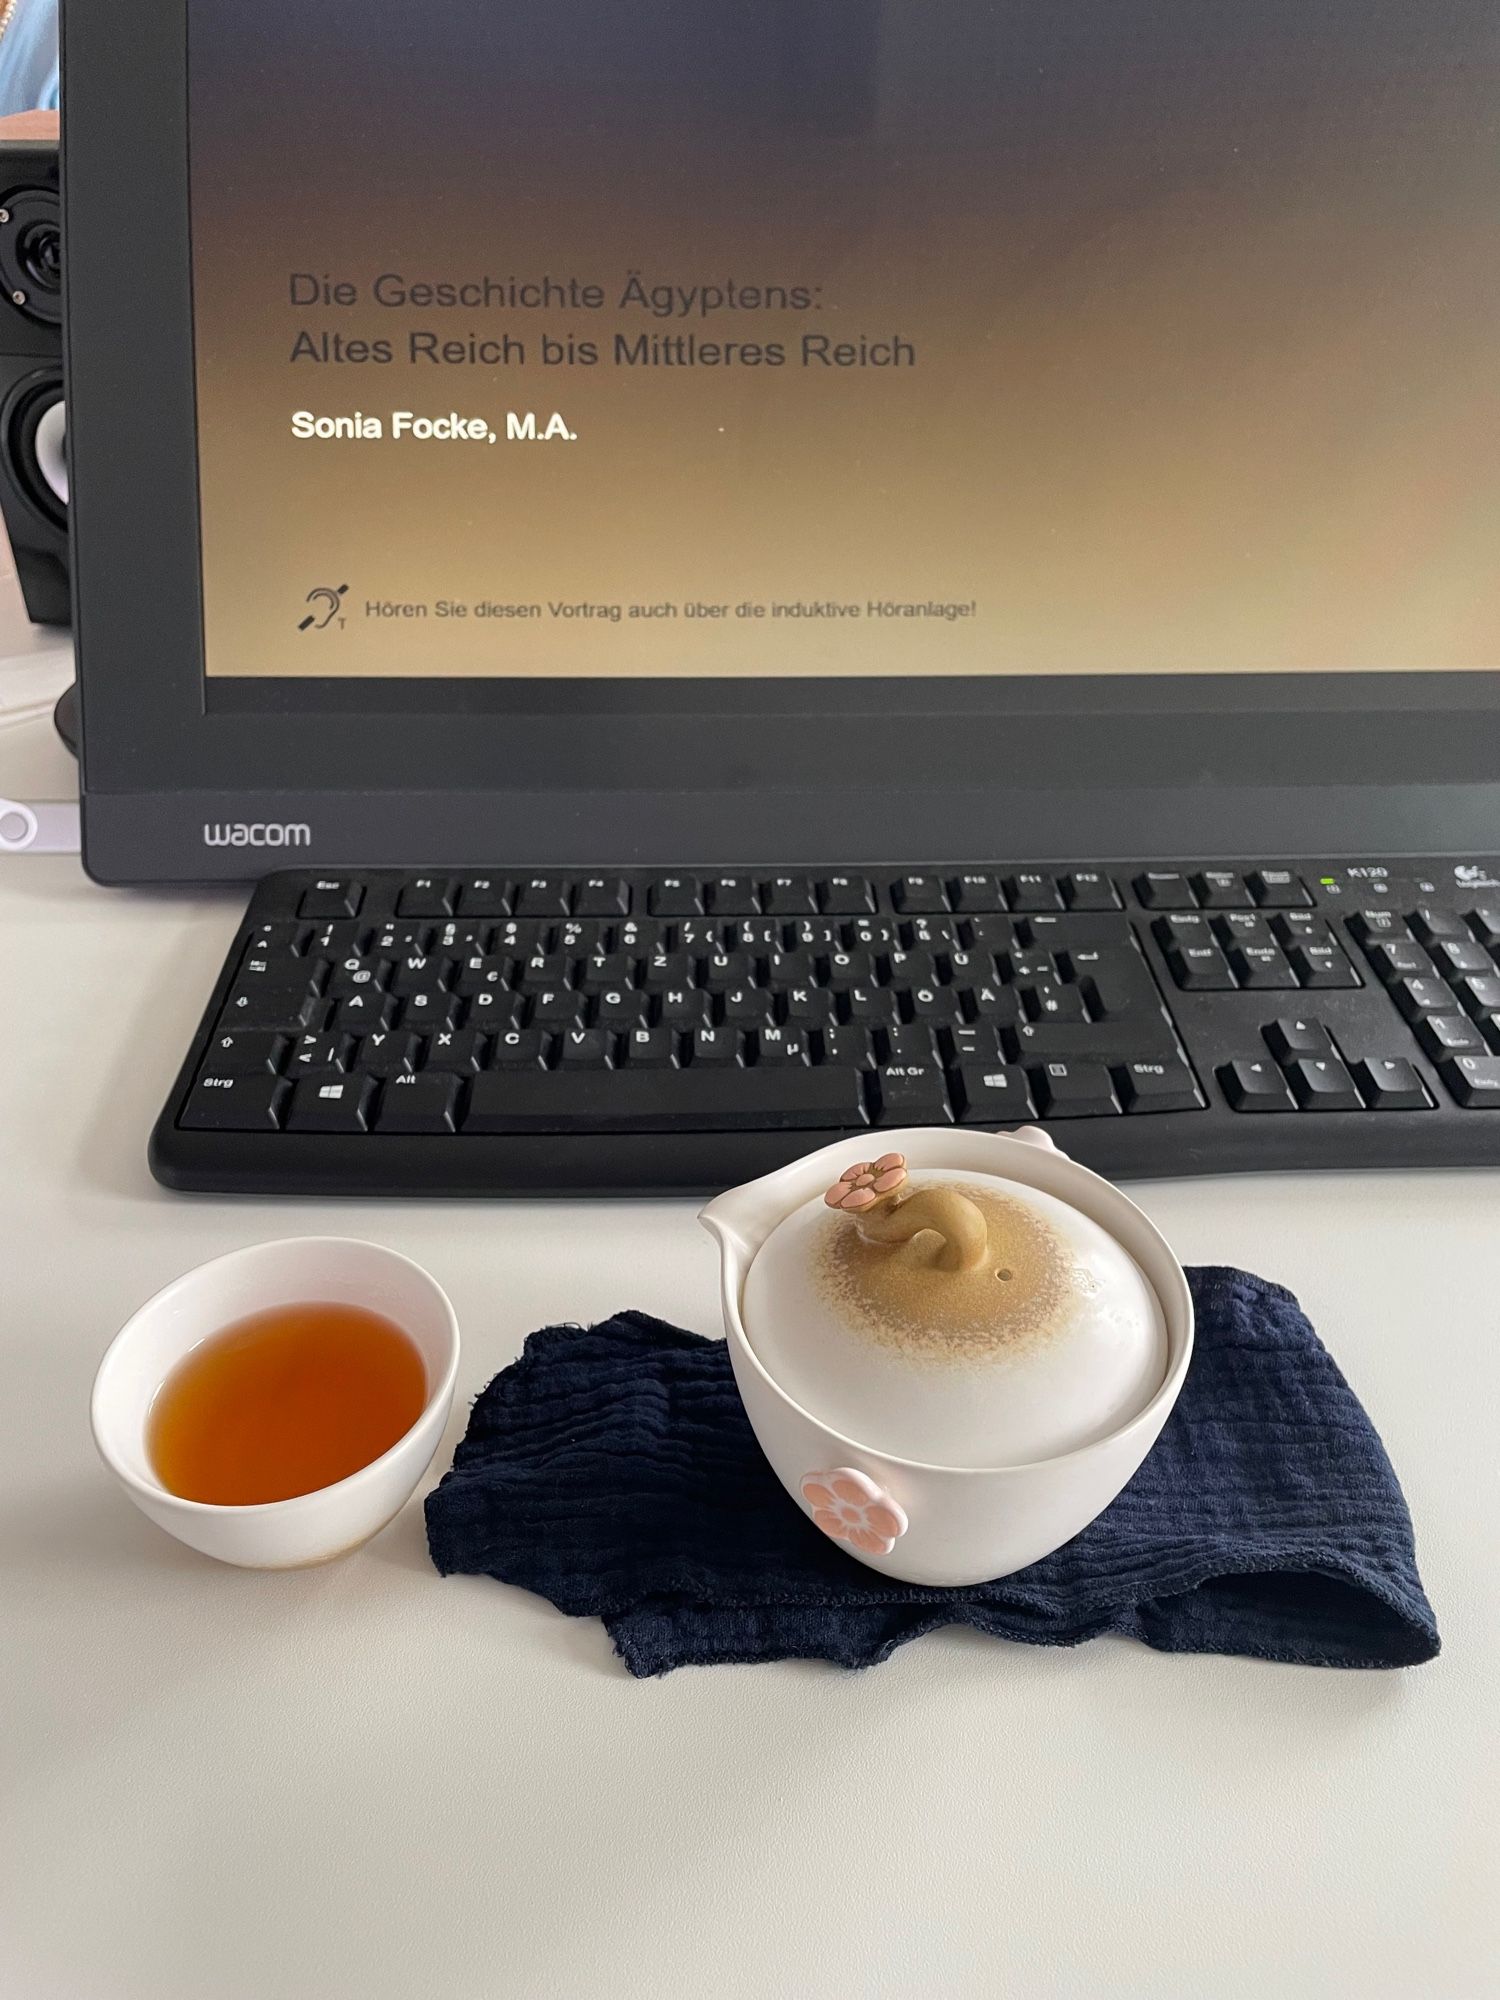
(185, 2), (1499, 686)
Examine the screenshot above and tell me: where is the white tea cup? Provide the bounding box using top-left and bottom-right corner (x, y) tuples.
(90, 1237), (460, 1568)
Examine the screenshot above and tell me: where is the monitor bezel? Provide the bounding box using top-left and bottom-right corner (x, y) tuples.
(63, 0), (1500, 884)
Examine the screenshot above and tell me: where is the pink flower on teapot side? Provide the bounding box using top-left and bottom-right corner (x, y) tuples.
(800, 1467), (908, 1555)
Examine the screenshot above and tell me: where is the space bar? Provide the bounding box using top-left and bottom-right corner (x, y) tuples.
(462, 1066), (869, 1134)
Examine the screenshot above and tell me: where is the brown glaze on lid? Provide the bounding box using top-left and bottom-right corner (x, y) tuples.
(815, 1179), (1083, 1363)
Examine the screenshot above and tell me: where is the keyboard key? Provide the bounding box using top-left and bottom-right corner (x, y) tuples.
(515, 876), (573, 917)
(1004, 871), (1062, 912)
(327, 957), (392, 1000)
(528, 987), (585, 1028)
(489, 1028), (549, 1068)
(691, 1027), (740, 1066)
(1410, 906), (1471, 944)
(330, 989), (398, 1034)
(881, 1024), (939, 1068)
(1062, 870), (1120, 911)
(396, 877), (454, 918)
(181, 1073), (287, 1131)
(1394, 977), (1458, 1022)
(948, 873), (1006, 914)
(462, 1064), (867, 1133)
(288, 1031), (350, 1074)
(1347, 908), (1409, 945)
(1438, 1054), (1500, 1108)
(1032, 1059), (1119, 1118)
(1191, 870), (1253, 909)
(1459, 973), (1500, 1019)
(940, 1022), (1005, 1068)
(761, 875), (817, 916)
(298, 879), (362, 919)
(755, 1026), (812, 1064)
(1434, 939), (1493, 978)
(1153, 913), (1212, 951)
(1134, 871), (1197, 910)
(574, 876), (630, 917)
(357, 1030), (422, 1079)
(1219, 1059), (1296, 1111)
(558, 1027), (613, 1067)
(1271, 911), (1333, 949)
(1289, 945), (1360, 989)
(1213, 912), (1276, 949)
(1167, 944), (1238, 991)
(455, 875), (512, 917)
(706, 876), (761, 916)
(397, 990), (458, 1032)
(285, 1073), (376, 1132)
(1416, 1014), (1486, 1060)
(1352, 1058), (1430, 1111)
(1227, 944), (1298, 990)
(1009, 1019), (1179, 1062)
(374, 1073), (462, 1133)
(1367, 940), (1433, 982)
(1469, 906), (1500, 947)
(1248, 869), (1312, 908)
(391, 953), (452, 998)
(873, 1065), (952, 1123)
(647, 877), (701, 916)
(1021, 979), (1088, 1022)
(892, 875), (949, 914)
(1263, 1017), (1335, 1063)
(620, 1027), (677, 1067)
(818, 875), (877, 915)
(218, 987), (324, 1033)
(1285, 1056), (1363, 1112)
(421, 1028), (488, 1073)
(463, 989), (523, 1032)
(953, 1065), (1032, 1123)
(1117, 1058), (1202, 1113)
(202, 1030), (287, 1076)
(819, 1025), (875, 1068)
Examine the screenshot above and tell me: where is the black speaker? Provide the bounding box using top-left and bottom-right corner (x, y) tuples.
(0, 138), (67, 626)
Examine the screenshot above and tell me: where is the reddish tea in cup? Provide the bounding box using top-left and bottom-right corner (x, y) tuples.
(147, 1301), (427, 1505)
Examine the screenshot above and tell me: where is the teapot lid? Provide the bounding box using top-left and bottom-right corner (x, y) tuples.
(740, 1153), (1167, 1467)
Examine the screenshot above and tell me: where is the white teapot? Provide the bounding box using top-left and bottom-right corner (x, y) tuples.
(700, 1127), (1193, 1586)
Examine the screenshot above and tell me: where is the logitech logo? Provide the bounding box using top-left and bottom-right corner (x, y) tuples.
(202, 822), (312, 849)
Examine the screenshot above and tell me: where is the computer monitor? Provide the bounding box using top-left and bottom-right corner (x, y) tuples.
(64, 1), (1500, 884)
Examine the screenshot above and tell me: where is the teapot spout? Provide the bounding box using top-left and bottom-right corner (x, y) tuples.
(697, 1190), (758, 1269)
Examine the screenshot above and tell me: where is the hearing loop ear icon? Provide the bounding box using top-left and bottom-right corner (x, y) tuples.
(297, 582), (349, 632)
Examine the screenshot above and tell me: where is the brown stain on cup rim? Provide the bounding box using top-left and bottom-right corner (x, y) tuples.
(815, 1180), (1087, 1363)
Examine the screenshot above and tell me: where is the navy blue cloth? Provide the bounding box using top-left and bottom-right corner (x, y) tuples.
(425, 1269), (1438, 1677)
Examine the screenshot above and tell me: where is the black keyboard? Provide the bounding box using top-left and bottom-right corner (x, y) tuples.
(150, 859), (1500, 1195)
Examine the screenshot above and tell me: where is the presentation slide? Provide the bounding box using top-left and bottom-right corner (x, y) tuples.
(189, 2), (1500, 679)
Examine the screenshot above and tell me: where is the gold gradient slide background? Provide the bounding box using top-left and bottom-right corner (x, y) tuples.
(189, 2), (1500, 678)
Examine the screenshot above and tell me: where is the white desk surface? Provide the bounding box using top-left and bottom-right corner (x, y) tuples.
(2, 695), (1498, 2000)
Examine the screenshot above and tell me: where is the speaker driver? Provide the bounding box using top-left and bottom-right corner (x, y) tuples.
(3, 372), (66, 526)
(0, 185), (62, 326)
(31, 391), (65, 507)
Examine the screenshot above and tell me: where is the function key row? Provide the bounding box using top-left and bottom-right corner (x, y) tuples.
(294, 866), (1324, 925)
(294, 871), (1130, 922)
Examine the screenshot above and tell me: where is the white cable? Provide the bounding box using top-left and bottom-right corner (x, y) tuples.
(0, 795), (80, 853)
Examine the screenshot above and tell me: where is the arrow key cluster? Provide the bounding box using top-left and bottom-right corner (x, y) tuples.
(1220, 1017), (1432, 1113)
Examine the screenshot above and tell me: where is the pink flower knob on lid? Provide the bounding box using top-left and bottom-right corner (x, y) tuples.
(800, 1467), (909, 1555)
(824, 1153), (908, 1211)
